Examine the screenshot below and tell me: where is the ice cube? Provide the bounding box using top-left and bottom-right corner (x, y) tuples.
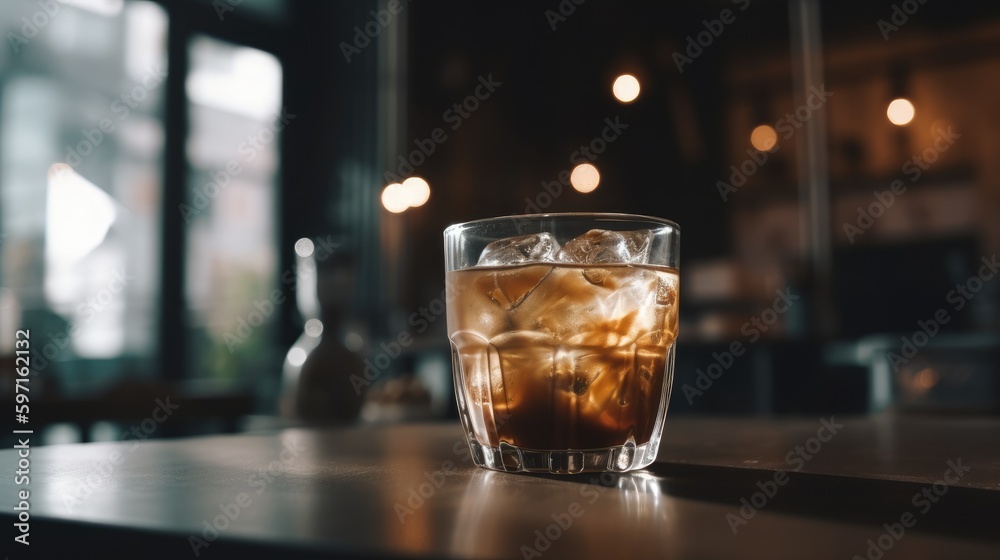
(490, 265), (552, 310)
(656, 274), (677, 306)
(556, 229), (652, 264)
(478, 233), (560, 266)
(565, 267), (663, 347)
(582, 268), (609, 285)
(508, 265), (596, 340)
(507, 264), (660, 346)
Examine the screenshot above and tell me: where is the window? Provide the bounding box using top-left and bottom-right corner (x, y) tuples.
(0, 0), (167, 391)
(184, 36), (283, 380)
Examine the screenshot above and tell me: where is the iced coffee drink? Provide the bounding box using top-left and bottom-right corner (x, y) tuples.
(445, 217), (679, 473)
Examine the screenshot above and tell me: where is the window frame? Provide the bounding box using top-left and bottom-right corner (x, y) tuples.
(152, 0), (292, 381)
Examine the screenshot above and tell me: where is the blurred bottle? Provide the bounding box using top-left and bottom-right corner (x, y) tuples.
(280, 241), (367, 424)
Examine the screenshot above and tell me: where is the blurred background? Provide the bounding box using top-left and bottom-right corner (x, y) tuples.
(1, 0), (998, 445)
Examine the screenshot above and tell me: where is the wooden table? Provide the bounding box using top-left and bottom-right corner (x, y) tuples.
(2, 416), (999, 559)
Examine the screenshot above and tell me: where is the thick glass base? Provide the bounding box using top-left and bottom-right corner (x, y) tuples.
(465, 438), (659, 474)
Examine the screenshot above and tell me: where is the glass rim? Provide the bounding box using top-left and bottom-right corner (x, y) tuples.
(443, 212), (681, 236)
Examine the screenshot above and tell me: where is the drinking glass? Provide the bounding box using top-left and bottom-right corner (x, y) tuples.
(444, 213), (680, 473)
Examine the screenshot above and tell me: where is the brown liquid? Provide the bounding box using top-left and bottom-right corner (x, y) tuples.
(447, 263), (678, 450)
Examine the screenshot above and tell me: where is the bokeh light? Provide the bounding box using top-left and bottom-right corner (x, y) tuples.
(570, 163), (601, 193)
(287, 347), (308, 367)
(916, 367), (939, 389)
(750, 124), (778, 152)
(612, 74), (640, 103)
(304, 318), (324, 337)
(294, 237), (314, 257)
(402, 177), (430, 207)
(887, 98), (915, 126)
(344, 331), (364, 352)
(381, 183), (408, 213)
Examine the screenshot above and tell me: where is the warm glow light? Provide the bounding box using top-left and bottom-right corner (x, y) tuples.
(570, 163), (600, 193)
(887, 98), (915, 126)
(916, 368), (939, 389)
(401, 177), (431, 207)
(294, 238), (314, 257)
(612, 74), (640, 103)
(381, 183), (409, 213)
(750, 125), (778, 152)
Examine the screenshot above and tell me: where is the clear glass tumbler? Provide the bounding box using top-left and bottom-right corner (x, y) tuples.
(444, 213), (680, 473)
